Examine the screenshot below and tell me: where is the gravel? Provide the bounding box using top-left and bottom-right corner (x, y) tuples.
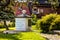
(41, 33), (60, 40)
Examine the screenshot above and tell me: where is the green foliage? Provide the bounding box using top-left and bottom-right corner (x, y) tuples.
(48, 0), (59, 7)
(0, 27), (47, 40)
(32, 25), (41, 33)
(0, 21), (15, 28)
(0, 32), (46, 40)
(31, 14), (37, 25)
(0, 0), (15, 19)
(51, 15), (60, 30)
(0, 23), (4, 28)
(0, 11), (14, 20)
(0, 0), (15, 22)
(0, 0), (15, 30)
(7, 22), (15, 27)
(36, 14), (60, 33)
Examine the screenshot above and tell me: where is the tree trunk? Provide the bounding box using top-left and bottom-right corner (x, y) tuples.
(4, 20), (9, 30)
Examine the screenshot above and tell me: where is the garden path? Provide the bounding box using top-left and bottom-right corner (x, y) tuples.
(41, 33), (60, 40)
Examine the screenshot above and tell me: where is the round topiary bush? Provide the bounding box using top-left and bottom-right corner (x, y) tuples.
(36, 14), (59, 33)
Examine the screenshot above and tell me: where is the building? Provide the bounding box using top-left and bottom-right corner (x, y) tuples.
(33, 0), (60, 18)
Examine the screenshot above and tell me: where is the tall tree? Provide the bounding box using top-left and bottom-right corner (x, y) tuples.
(0, 0), (15, 30)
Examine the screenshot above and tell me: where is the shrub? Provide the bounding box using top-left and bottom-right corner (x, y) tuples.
(36, 14), (58, 33)
(0, 21), (5, 28)
(8, 22), (15, 27)
(0, 21), (15, 28)
(0, 23), (4, 28)
(51, 15), (60, 30)
(31, 14), (37, 25)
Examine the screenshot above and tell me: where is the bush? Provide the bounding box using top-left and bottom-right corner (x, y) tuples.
(8, 22), (15, 27)
(51, 15), (60, 30)
(0, 23), (4, 28)
(36, 14), (59, 33)
(31, 14), (37, 25)
(0, 21), (5, 28)
(0, 21), (15, 28)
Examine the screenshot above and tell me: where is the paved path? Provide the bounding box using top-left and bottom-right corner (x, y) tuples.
(32, 30), (60, 40)
(41, 33), (60, 40)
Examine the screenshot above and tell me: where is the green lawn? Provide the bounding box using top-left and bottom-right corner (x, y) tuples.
(0, 32), (46, 40)
(0, 27), (46, 40)
(0, 27), (15, 31)
(31, 25), (42, 33)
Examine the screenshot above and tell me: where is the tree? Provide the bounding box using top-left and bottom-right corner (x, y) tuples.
(0, 0), (15, 30)
(48, 0), (59, 13)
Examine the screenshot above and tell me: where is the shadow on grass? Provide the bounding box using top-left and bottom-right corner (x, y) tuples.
(0, 33), (22, 40)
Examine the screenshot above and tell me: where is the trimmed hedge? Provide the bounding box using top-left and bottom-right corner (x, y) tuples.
(36, 14), (60, 33)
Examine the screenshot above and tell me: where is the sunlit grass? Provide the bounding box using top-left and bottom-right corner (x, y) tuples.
(32, 25), (42, 33)
(0, 32), (46, 40)
(0, 27), (46, 40)
(0, 27), (15, 31)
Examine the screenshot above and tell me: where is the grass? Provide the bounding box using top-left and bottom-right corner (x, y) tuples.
(0, 32), (46, 40)
(0, 27), (15, 31)
(0, 27), (46, 40)
(31, 25), (42, 33)
(1, 32), (45, 40)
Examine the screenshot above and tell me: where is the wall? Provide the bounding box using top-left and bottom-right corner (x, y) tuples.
(37, 7), (52, 18)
